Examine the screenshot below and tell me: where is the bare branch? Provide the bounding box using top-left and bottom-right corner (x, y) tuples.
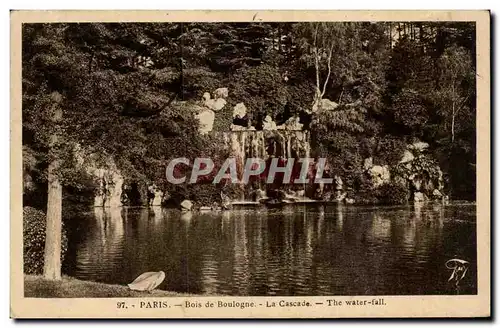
(321, 41), (335, 98)
(455, 93), (471, 115)
(313, 23), (320, 94)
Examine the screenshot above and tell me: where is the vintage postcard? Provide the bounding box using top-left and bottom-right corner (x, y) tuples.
(10, 10), (490, 318)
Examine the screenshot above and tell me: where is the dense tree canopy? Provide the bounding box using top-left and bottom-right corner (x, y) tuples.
(23, 21), (476, 204)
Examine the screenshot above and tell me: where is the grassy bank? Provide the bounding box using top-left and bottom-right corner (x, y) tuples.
(24, 275), (191, 298)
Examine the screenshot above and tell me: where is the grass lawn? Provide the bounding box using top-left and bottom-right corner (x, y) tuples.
(24, 275), (191, 298)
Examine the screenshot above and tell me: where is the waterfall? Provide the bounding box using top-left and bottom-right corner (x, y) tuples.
(221, 129), (311, 202)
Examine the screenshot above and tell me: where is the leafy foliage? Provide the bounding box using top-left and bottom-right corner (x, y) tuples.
(384, 24), (476, 198)
(230, 64), (289, 123)
(393, 155), (442, 183)
(23, 207), (68, 274)
(392, 89), (430, 134)
(372, 183), (409, 205)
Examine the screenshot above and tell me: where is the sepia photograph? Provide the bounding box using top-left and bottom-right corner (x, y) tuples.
(10, 10), (490, 318)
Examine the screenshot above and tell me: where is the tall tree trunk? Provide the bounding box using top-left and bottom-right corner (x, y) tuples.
(389, 22), (392, 49)
(451, 102), (456, 144)
(310, 22), (334, 112)
(43, 157), (62, 280)
(418, 23), (424, 54)
(278, 24), (282, 53)
(271, 25), (275, 50)
(43, 92), (63, 280)
(451, 82), (456, 144)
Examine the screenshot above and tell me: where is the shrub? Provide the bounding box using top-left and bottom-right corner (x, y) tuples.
(372, 182), (409, 205)
(188, 183), (221, 207)
(374, 136), (407, 166)
(23, 206), (68, 275)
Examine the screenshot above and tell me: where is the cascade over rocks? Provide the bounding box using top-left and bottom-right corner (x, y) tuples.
(220, 127), (312, 202)
(78, 86), (448, 208)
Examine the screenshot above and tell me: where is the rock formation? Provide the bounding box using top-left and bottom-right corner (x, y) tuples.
(196, 106), (215, 135)
(196, 88), (231, 134)
(89, 164), (124, 208)
(312, 98), (339, 113)
(394, 141), (445, 202)
(231, 124), (256, 131)
(203, 92), (226, 112)
(148, 185), (164, 206)
(104, 168), (124, 208)
(73, 144), (125, 208)
(213, 87), (229, 99)
(180, 199), (193, 212)
(233, 103), (247, 120)
(368, 165), (391, 188)
(277, 116), (303, 131)
(399, 150), (415, 163)
(262, 115), (277, 130)
(363, 157), (391, 188)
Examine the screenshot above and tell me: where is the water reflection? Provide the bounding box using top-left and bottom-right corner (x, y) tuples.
(65, 203), (477, 296)
(74, 207), (125, 281)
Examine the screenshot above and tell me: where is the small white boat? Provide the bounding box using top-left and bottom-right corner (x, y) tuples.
(128, 271), (166, 292)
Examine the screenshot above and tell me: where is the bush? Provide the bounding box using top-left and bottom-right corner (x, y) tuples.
(372, 183), (409, 205)
(23, 207), (68, 275)
(187, 183), (221, 207)
(374, 136), (407, 166)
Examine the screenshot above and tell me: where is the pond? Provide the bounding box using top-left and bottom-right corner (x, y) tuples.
(63, 202), (477, 296)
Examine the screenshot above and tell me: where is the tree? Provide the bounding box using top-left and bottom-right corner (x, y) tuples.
(23, 24), (87, 280)
(384, 23), (476, 198)
(22, 23), (209, 279)
(294, 22), (342, 111)
(43, 92), (63, 279)
(433, 46), (474, 144)
(229, 64), (289, 125)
